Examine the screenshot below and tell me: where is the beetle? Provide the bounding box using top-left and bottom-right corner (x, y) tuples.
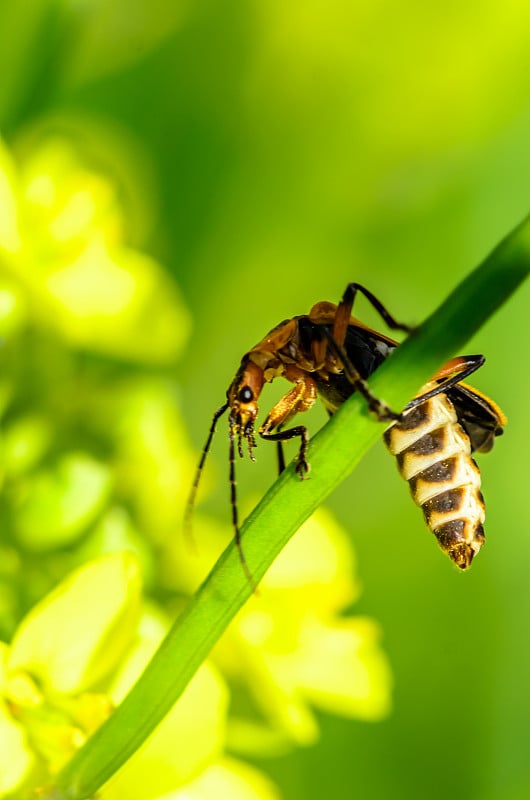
(186, 283), (506, 580)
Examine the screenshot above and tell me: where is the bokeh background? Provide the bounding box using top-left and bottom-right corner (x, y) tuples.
(1, 1), (530, 799)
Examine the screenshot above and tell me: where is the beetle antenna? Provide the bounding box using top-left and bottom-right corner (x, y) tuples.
(184, 401), (229, 550)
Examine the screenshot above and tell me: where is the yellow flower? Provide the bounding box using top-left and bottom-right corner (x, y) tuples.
(0, 552), (281, 800)
(8, 552), (141, 695)
(169, 507), (393, 753)
(232, 509), (392, 747)
(100, 606), (280, 800)
(0, 553), (140, 795)
(0, 645), (36, 795)
(0, 134), (190, 363)
(89, 379), (199, 545)
(169, 757), (281, 800)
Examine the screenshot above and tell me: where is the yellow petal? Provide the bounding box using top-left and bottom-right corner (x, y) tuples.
(2, 414), (50, 478)
(171, 757), (281, 800)
(43, 240), (191, 363)
(102, 662), (228, 798)
(263, 507), (359, 612)
(0, 698), (35, 795)
(273, 616), (392, 721)
(0, 280), (26, 340)
(8, 552), (141, 693)
(15, 452), (112, 550)
(0, 138), (21, 254)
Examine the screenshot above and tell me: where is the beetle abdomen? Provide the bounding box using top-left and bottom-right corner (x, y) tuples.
(384, 387), (485, 569)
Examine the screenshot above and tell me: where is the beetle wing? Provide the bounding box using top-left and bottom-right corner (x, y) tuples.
(446, 382), (506, 453)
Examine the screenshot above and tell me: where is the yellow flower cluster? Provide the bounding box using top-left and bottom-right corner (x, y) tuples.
(0, 132), (392, 798)
(0, 133), (190, 362)
(0, 553), (280, 799)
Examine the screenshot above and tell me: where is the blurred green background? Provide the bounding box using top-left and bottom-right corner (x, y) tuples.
(1, 1), (530, 798)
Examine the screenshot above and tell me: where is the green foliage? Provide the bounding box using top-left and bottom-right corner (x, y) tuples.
(1, 2), (530, 799)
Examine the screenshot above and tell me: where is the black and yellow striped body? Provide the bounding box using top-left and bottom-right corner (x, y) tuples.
(311, 322), (505, 569)
(199, 283), (505, 578)
(384, 383), (485, 569)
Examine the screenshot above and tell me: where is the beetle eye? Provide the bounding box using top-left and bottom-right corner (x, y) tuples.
(238, 386), (253, 403)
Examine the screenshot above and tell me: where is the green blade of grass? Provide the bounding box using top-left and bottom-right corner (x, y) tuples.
(45, 214), (530, 800)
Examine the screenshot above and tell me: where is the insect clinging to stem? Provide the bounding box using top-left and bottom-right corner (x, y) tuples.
(185, 283), (506, 582)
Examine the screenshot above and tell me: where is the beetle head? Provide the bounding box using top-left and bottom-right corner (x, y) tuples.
(227, 358), (265, 456)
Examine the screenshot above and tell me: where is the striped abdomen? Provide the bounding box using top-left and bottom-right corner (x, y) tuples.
(384, 386), (485, 569)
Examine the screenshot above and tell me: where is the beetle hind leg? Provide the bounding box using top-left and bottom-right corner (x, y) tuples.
(333, 282), (414, 347)
(320, 326), (403, 422)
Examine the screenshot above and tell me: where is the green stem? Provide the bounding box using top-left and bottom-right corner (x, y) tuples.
(46, 214), (530, 800)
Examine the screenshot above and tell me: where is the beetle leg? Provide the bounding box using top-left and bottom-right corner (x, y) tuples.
(261, 424), (311, 479)
(259, 366), (317, 478)
(316, 283), (414, 421)
(244, 420), (257, 461)
(320, 327), (401, 421)
(276, 429), (286, 475)
(333, 282), (414, 347)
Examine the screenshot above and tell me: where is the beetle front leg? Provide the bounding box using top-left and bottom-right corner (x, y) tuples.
(260, 424), (311, 479)
(258, 366), (317, 478)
